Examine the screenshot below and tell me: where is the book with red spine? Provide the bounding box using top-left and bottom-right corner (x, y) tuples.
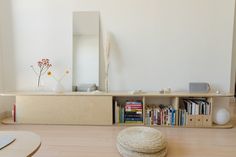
(125, 106), (143, 109)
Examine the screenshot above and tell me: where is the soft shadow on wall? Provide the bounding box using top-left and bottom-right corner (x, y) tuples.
(0, 0), (16, 91)
(109, 33), (124, 91)
(0, 0), (16, 117)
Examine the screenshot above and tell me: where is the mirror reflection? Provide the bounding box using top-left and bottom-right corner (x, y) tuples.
(73, 12), (99, 92)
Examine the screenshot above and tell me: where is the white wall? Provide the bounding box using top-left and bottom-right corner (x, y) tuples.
(0, 0), (15, 117)
(231, 1), (236, 94)
(3, 0), (236, 93)
(0, 7), (4, 91)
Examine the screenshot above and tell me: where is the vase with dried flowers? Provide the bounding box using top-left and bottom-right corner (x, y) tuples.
(47, 70), (69, 93)
(30, 59), (52, 88)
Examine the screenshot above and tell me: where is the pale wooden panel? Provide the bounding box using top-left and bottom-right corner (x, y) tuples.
(2, 117), (233, 129)
(16, 96), (113, 125)
(0, 91), (234, 97)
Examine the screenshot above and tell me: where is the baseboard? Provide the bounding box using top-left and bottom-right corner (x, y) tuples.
(0, 111), (11, 121)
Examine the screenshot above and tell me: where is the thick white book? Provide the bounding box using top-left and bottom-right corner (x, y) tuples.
(195, 104), (199, 115)
(191, 101), (196, 115)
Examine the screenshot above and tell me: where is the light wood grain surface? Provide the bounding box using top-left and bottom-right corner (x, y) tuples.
(6, 94), (231, 127)
(15, 96), (113, 125)
(0, 91), (233, 97)
(0, 102), (235, 157)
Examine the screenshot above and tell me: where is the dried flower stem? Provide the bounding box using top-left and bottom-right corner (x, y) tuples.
(103, 32), (111, 92)
(31, 59), (52, 87)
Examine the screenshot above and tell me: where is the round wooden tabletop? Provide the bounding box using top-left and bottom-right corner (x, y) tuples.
(0, 131), (41, 157)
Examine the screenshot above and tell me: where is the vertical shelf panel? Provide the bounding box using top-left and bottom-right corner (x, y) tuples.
(142, 96), (146, 124)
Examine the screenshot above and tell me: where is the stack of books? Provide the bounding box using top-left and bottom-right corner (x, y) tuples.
(145, 104), (177, 126)
(124, 101), (143, 123)
(114, 100), (143, 124)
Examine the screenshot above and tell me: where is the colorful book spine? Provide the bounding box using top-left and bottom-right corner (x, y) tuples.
(124, 101), (143, 123)
(171, 109), (176, 126)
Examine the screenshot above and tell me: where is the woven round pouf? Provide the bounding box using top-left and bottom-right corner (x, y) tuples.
(116, 127), (167, 157)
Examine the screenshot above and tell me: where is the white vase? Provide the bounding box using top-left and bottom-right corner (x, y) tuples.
(54, 81), (64, 93)
(35, 79), (46, 92)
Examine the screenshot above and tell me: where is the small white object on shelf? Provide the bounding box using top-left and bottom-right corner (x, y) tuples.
(91, 90), (104, 94)
(160, 88), (171, 94)
(164, 88), (171, 94)
(216, 90), (221, 94)
(78, 84), (97, 92)
(213, 108), (230, 125)
(130, 90), (143, 95)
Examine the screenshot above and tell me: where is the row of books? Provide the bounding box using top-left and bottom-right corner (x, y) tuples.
(145, 104), (177, 126)
(145, 101), (211, 126)
(145, 105), (197, 126)
(115, 99), (211, 126)
(115, 101), (143, 124)
(183, 98), (211, 115)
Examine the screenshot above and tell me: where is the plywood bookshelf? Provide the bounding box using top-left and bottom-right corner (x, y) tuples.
(112, 93), (233, 129)
(0, 91), (234, 129)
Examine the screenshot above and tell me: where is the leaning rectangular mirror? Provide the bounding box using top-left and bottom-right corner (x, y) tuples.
(72, 12), (99, 92)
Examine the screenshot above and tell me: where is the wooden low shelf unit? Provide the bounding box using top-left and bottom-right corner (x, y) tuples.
(113, 93), (233, 129)
(0, 92), (233, 129)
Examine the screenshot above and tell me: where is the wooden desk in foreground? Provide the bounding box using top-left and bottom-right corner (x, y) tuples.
(0, 131), (41, 157)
